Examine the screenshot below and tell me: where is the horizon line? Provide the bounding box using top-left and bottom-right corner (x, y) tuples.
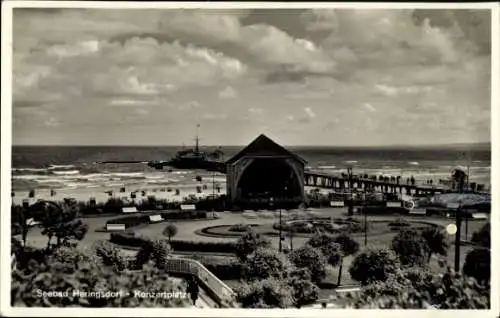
(11, 141), (492, 148)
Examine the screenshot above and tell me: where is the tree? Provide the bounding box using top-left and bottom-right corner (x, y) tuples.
(471, 223), (490, 248)
(334, 233), (360, 286)
(420, 227), (448, 262)
(344, 267), (490, 309)
(349, 248), (400, 285)
(235, 229), (271, 261)
(286, 268), (319, 308)
(11, 250), (189, 307)
(243, 248), (292, 281)
(391, 229), (429, 267)
(11, 204), (32, 249)
(463, 248), (490, 284)
(306, 232), (342, 267)
(93, 240), (127, 272)
(29, 200), (88, 249)
(135, 239), (171, 269)
(290, 245), (327, 283)
(235, 278), (291, 308)
(162, 223), (178, 243)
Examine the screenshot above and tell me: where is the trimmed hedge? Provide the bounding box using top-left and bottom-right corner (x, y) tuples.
(109, 232), (237, 254)
(187, 255), (243, 280)
(105, 210), (208, 229)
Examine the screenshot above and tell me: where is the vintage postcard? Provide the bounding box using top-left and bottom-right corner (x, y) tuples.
(1, 1), (498, 317)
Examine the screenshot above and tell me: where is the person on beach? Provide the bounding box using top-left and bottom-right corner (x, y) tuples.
(187, 277), (199, 306)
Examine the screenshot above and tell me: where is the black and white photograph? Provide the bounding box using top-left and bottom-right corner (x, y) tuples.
(1, 2), (498, 316)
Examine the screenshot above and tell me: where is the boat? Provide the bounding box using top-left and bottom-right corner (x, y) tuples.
(96, 125), (226, 172)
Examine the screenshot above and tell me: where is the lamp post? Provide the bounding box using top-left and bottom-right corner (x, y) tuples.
(454, 201), (463, 273)
(347, 167), (354, 216)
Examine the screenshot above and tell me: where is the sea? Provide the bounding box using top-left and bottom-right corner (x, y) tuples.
(10, 145), (491, 204)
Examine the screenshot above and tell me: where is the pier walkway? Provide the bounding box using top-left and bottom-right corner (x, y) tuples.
(304, 170), (447, 196)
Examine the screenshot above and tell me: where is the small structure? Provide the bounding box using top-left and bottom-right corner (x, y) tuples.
(122, 207), (138, 214)
(226, 134), (307, 210)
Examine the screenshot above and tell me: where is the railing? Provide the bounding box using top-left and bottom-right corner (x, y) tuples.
(164, 258), (236, 306)
(125, 256), (236, 307)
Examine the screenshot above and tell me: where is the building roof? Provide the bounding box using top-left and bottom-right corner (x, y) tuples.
(226, 134), (307, 165)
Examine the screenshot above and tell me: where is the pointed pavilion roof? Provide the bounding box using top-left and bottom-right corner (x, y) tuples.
(226, 134), (307, 165)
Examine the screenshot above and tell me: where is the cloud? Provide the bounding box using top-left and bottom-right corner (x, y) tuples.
(362, 103), (377, 112)
(202, 113), (228, 121)
(11, 8), (491, 146)
(248, 108), (264, 115)
(218, 86), (238, 99)
(304, 107), (316, 119)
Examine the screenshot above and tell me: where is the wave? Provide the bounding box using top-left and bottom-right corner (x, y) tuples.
(317, 165), (336, 169)
(48, 164), (77, 170)
(408, 162), (419, 166)
(52, 170), (80, 175)
(344, 161), (358, 164)
(13, 167), (48, 172)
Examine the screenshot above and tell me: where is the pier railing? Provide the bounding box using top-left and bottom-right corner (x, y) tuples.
(124, 256), (237, 307)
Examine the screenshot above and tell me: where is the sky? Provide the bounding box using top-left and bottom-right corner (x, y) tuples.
(11, 7), (492, 146)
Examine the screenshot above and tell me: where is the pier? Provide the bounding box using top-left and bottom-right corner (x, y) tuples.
(304, 170), (446, 196)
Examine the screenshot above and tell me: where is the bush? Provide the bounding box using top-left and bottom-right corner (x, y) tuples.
(391, 229), (430, 267)
(109, 232), (237, 254)
(471, 223), (490, 248)
(235, 230), (272, 261)
(93, 240), (127, 271)
(105, 210), (208, 229)
(228, 224), (252, 232)
(349, 248), (400, 285)
(290, 245), (327, 283)
(242, 248), (292, 281)
(345, 267), (490, 309)
(235, 278), (291, 308)
(463, 248), (490, 284)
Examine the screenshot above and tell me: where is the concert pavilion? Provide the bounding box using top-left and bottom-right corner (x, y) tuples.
(225, 134), (307, 210)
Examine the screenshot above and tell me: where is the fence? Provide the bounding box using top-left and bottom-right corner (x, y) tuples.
(124, 255), (236, 307)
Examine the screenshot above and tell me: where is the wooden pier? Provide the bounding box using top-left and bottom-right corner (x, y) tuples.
(304, 171), (446, 196)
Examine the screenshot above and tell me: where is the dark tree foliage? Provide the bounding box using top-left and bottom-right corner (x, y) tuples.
(463, 248), (490, 284)
(286, 268), (319, 308)
(391, 229), (429, 267)
(92, 240), (127, 272)
(135, 239), (171, 270)
(420, 227), (449, 262)
(349, 248), (400, 285)
(29, 200), (88, 248)
(290, 245), (327, 283)
(235, 278), (291, 309)
(162, 223), (178, 242)
(242, 248), (292, 281)
(345, 267), (490, 309)
(235, 229), (271, 261)
(471, 223), (490, 248)
(306, 232), (342, 266)
(11, 205), (32, 248)
(11, 251), (188, 307)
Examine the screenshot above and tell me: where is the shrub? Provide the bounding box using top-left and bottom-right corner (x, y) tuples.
(290, 245), (327, 283)
(228, 224), (252, 232)
(391, 229), (430, 267)
(235, 278), (291, 308)
(344, 267), (490, 309)
(188, 255), (244, 280)
(235, 230), (272, 261)
(463, 248), (490, 284)
(349, 248), (400, 285)
(93, 240), (127, 271)
(109, 232), (237, 254)
(471, 223), (490, 248)
(286, 268), (319, 308)
(242, 248), (292, 281)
